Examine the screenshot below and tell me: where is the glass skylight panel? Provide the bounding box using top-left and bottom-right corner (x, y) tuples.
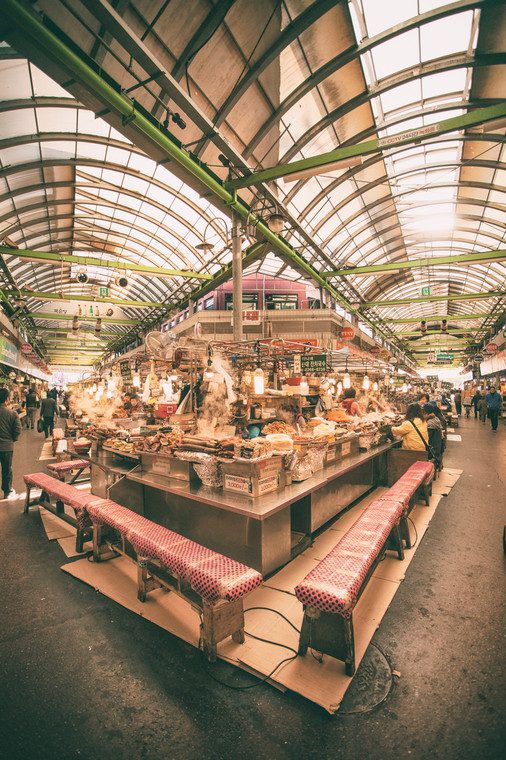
(378, 80), (421, 115)
(39, 140), (77, 161)
(422, 69), (467, 100)
(359, 0), (417, 38)
(280, 43), (310, 99)
(0, 60), (32, 99)
(370, 30), (419, 81)
(420, 13), (473, 61)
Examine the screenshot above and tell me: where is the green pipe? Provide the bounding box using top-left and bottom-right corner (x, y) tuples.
(27, 312), (140, 325)
(371, 313), (491, 324)
(1, 248), (212, 280)
(364, 291), (503, 307)
(5, 290), (164, 309)
(323, 250), (506, 277)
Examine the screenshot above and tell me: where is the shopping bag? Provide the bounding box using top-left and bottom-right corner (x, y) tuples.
(37, 418), (44, 433)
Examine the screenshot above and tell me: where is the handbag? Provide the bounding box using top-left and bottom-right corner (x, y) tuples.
(37, 418), (44, 433)
(409, 420), (436, 460)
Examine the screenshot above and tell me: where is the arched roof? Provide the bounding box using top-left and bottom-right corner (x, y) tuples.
(0, 0), (504, 369)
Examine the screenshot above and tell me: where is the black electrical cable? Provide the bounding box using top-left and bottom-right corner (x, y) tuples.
(244, 606), (300, 634)
(408, 516), (418, 547)
(201, 606), (301, 690)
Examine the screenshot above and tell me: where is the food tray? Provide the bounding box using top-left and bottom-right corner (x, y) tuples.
(101, 445), (140, 461)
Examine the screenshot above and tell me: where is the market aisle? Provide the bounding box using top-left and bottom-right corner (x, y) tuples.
(0, 415), (504, 760)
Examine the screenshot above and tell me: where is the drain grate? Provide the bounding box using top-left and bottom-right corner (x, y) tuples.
(338, 643), (393, 714)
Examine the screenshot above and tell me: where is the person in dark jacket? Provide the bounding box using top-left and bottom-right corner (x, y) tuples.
(0, 387), (21, 499)
(423, 403), (443, 470)
(471, 390), (481, 419)
(25, 386), (39, 430)
(484, 387), (502, 432)
(40, 393), (57, 439)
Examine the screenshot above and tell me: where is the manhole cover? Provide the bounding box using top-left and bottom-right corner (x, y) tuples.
(338, 643), (392, 714)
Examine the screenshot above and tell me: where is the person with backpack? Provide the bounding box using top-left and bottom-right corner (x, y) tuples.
(24, 386), (39, 430)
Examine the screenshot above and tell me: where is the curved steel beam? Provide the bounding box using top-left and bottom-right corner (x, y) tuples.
(244, 0), (491, 158)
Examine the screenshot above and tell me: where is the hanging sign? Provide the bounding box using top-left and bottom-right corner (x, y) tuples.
(421, 287), (431, 296)
(21, 343), (32, 353)
(340, 327), (355, 340)
(294, 354), (327, 374)
(436, 354), (454, 361)
(426, 375), (439, 383)
(241, 310), (261, 324)
(474, 354), (483, 362)
(379, 349), (390, 358)
(194, 322), (202, 338)
(486, 342), (498, 353)
(120, 360), (131, 378)
(377, 123), (440, 148)
(370, 346), (380, 355)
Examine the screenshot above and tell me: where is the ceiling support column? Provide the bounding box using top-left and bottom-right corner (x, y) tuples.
(232, 211), (243, 342)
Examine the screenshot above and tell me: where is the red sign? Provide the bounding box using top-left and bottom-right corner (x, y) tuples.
(486, 342), (498, 353)
(21, 343), (32, 353)
(370, 346), (380, 355)
(340, 327), (355, 340)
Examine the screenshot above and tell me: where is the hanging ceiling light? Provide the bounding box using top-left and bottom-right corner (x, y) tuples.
(343, 357), (351, 389)
(420, 320), (427, 335)
(72, 315), (79, 334)
(362, 373), (370, 390)
(94, 318), (102, 337)
(76, 267), (88, 284)
(373, 381), (379, 391)
(337, 381), (343, 394)
(441, 319), (448, 333)
(265, 213), (285, 234)
(253, 366), (265, 394)
(132, 372), (141, 388)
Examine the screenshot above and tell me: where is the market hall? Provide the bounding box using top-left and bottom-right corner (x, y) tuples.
(0, 0), (505, 757)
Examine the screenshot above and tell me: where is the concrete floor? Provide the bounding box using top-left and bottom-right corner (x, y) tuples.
(0, 414), (504, 760)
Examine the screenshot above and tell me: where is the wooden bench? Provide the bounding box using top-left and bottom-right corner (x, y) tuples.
(378, 460), (435, 548)
(295, 497), (405, 676)
(47, 459), (90, 484)
(87, 500), (263, 661)
(52, 428), (65, 455)
(23, 472), (99, 552)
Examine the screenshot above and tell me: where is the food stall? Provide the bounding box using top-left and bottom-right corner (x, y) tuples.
(65, 338), (405, 575)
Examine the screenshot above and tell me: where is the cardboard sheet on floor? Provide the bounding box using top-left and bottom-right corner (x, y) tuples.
(39, 506), (76, 541)
(38, 442), (55, 461)
(446, 434), (461, 441)
(58, 475), (460, 714)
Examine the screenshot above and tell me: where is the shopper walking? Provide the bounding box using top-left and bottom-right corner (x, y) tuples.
(472, 389), (481, 419)
(484, 386), (502, 432)
(40, 393), (57, 439)
(454, 390), (462, 416)
(0, 387), (21, 499)
(477, 394), (488, 423)
(24, 386), (39, 430)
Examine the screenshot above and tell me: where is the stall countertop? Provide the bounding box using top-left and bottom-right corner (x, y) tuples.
(124, 441), (396, 521)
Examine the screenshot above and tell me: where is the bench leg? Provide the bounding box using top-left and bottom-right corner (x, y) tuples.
(23, 486), (31, 513)
(55, 499), (64, 516)
(201, 599), (245, 662)
(400, 515), (412, 549)
(298, 607), (356, 676)
(92, 523), (103, 562)
(136, 562), (163, 602)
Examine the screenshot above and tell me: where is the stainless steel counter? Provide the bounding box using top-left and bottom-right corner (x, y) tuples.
(108, 442), (395, 576)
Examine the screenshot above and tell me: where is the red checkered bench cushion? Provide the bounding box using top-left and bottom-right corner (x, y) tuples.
(24, 472), (99, 528)
(294, 499), (402, 618)
(47, 460), (90, 478)
(190, 556), (265, 606)
(128, 521), (189, 560)
(52, 428), (65, 440)
(404, 461), (434, 485)
(87, 500), (144, 535)
(87, 498), (263, 606)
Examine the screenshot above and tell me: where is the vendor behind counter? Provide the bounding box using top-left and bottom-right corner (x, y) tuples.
(277, 401), (307, 431)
